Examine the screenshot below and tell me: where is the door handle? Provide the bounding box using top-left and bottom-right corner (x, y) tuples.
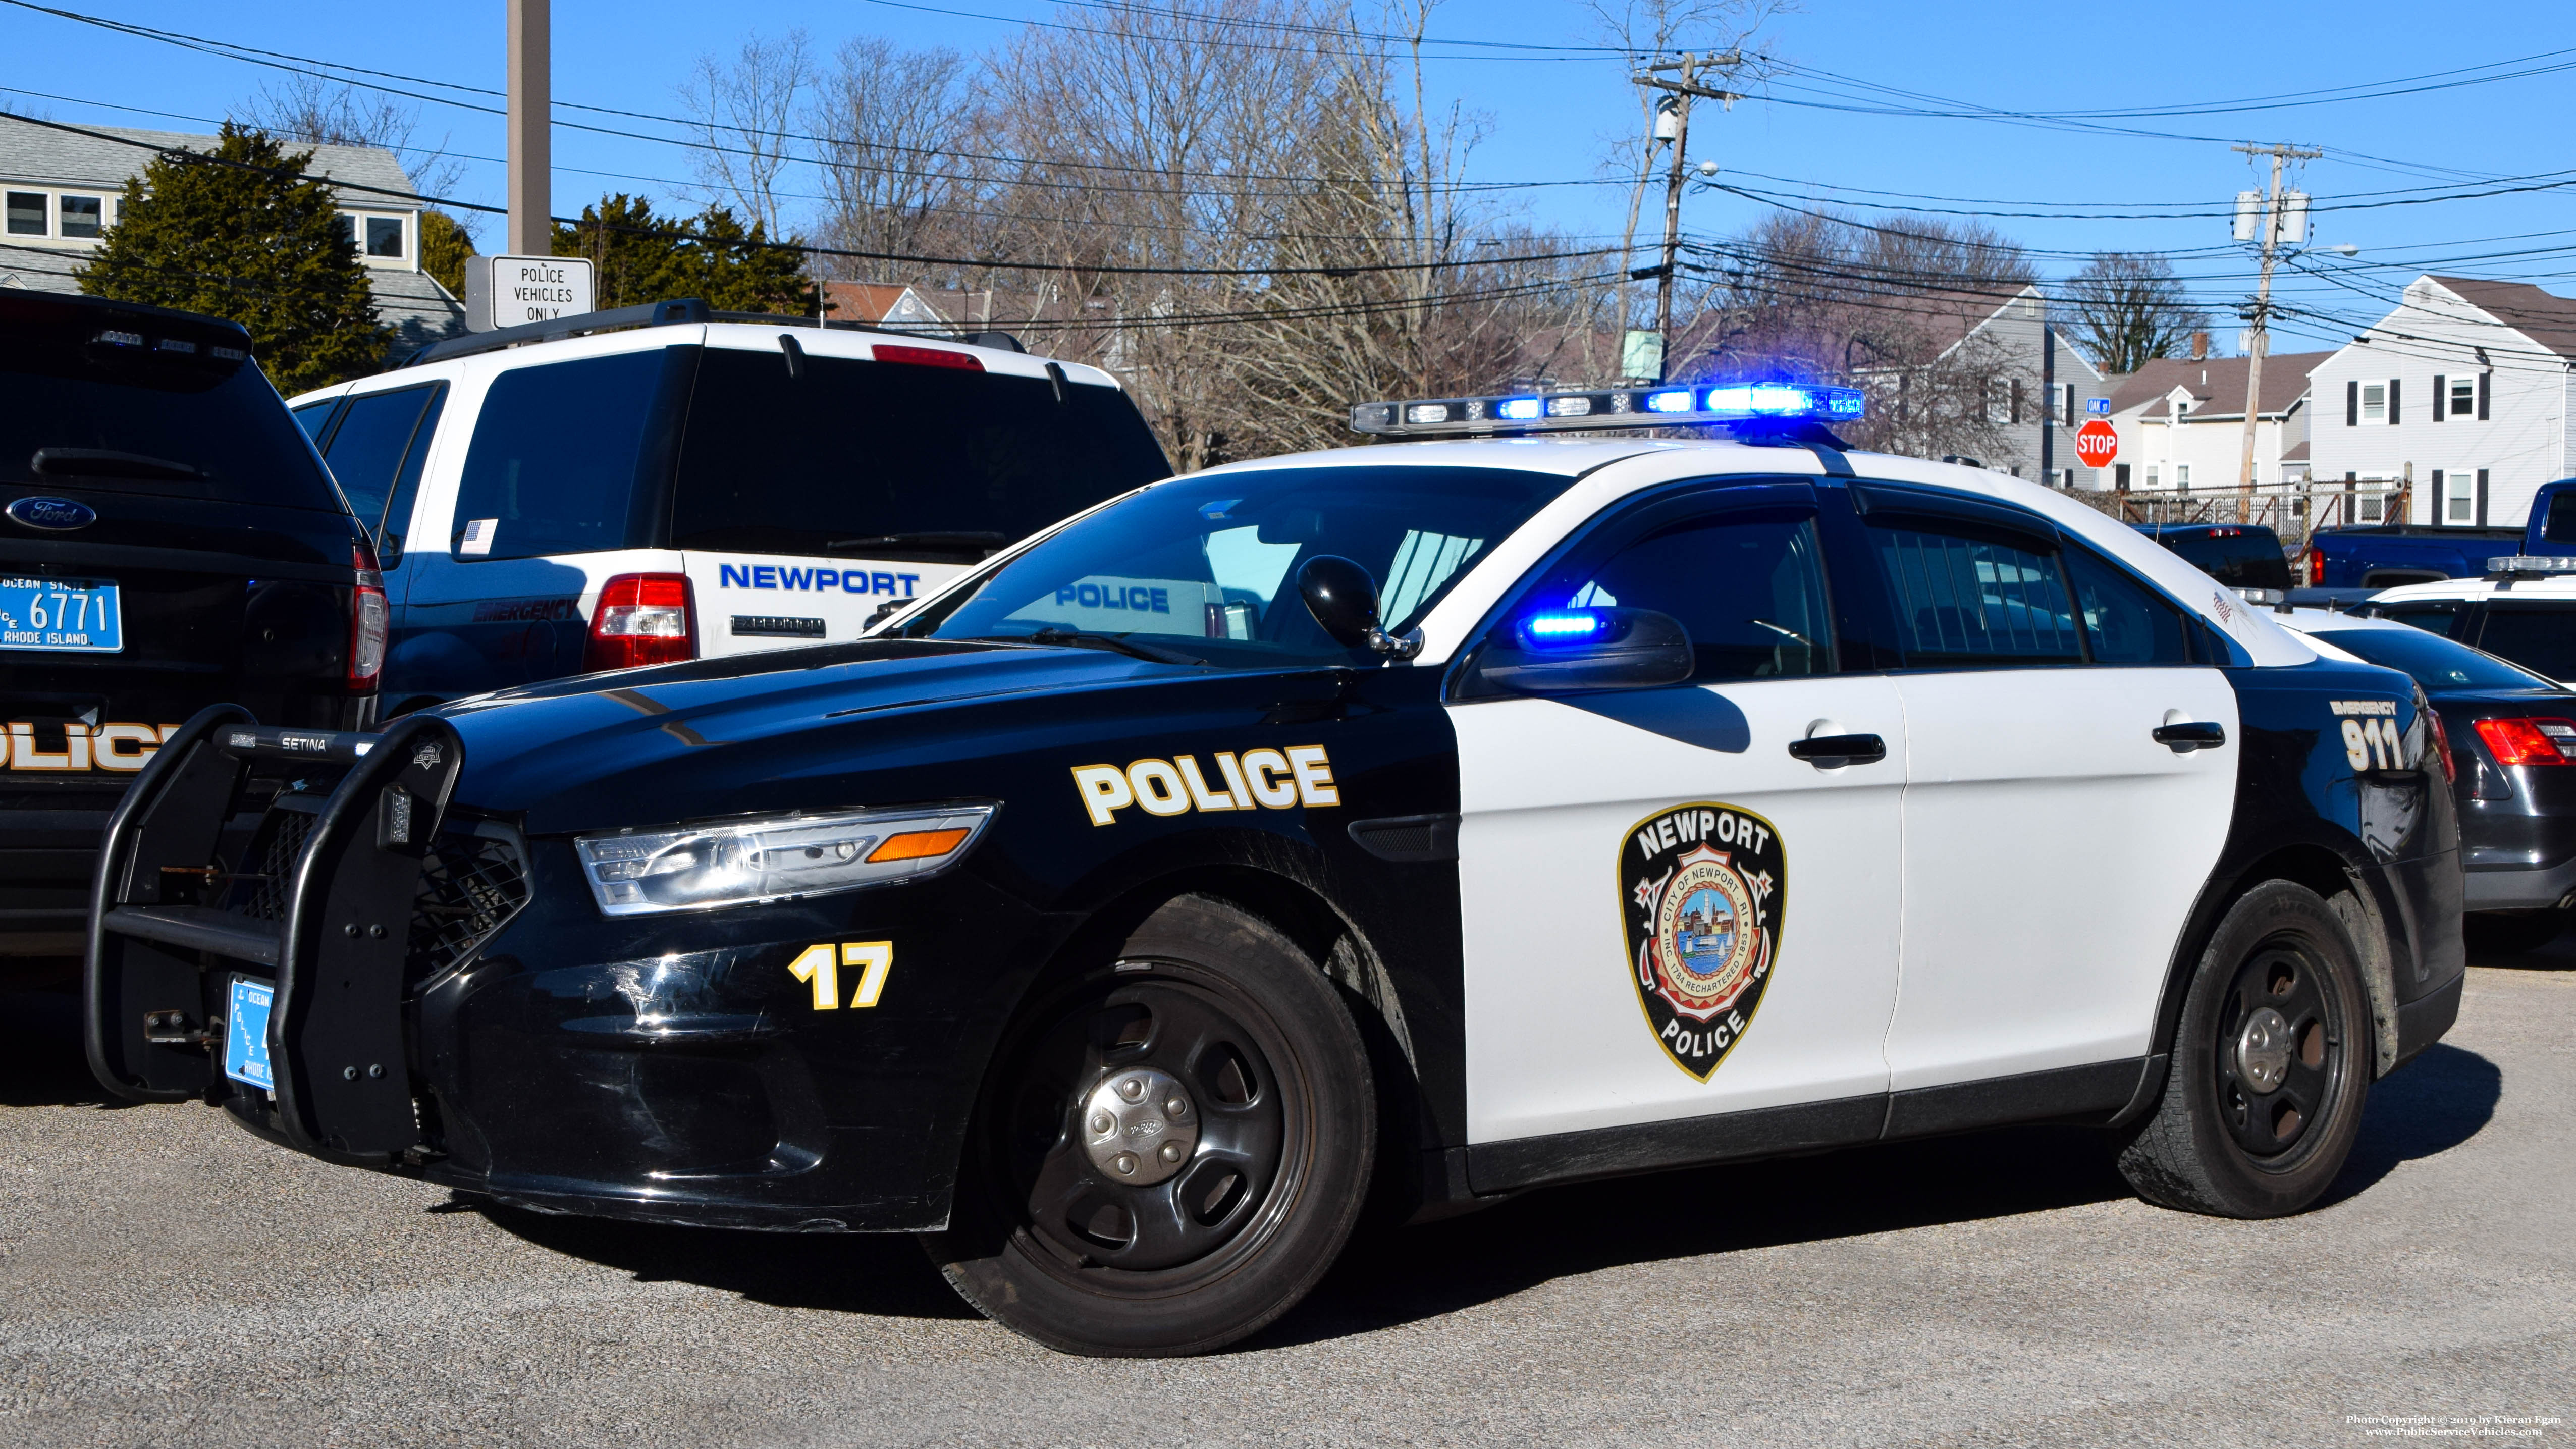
(2153, 720), (2227, 752)
(1787, 732), (1887, 767)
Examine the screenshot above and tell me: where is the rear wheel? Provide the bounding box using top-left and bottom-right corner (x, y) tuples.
(2118, 880), (2371, 1218)
(924, 895), (1374, 1356)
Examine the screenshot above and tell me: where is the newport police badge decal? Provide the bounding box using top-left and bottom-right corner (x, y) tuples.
(1620, 802), (1784, 1080)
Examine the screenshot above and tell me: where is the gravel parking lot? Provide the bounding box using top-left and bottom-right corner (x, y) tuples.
(3, 950), (2567, 1448)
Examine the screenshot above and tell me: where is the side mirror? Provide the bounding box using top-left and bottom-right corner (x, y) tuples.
(1472, 608), (1695, 694)
(1298, 555), (1422, 659)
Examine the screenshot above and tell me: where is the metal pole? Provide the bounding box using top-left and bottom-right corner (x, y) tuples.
(507, 0), (551, 256)
(1654, 56), (1696, 383)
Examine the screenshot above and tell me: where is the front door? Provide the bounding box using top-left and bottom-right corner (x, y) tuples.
(1451, 483), (1905, 1145)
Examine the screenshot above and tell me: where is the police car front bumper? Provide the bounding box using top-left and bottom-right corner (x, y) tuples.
(84, 710), (1065, 1233)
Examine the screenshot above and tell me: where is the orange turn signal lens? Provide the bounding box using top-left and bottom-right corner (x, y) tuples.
(867, 828), (971, 863)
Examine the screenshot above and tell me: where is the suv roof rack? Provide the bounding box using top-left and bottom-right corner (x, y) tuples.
(397, 297), (1026, 369)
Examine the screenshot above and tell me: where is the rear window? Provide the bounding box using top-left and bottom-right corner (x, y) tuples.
(2544, 490), (2576, 546)
(0, 294), (343, 511)
(2307, 624), (2555, 692)
(2153, 529), (2292, 591)
(2474, 605), (2576, 683)
(670, 346), (1171, 562)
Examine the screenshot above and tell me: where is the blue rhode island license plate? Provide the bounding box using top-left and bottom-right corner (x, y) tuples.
(224, 976), (275, 1090)
(0, 575), (122, 653)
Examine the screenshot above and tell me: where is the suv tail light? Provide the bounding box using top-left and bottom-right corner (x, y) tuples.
(349, 543), (387, 687)
(586, 573), (695, 671)
(2472, 716), (2576, 767)
(2303, 545), (2324, 586)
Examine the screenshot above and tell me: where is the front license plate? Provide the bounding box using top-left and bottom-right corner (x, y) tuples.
(225, 975), (275, 1090)
(0, 575), (122, 653)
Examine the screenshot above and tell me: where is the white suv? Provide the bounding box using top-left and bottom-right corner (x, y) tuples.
(289, 300), (1169, 714)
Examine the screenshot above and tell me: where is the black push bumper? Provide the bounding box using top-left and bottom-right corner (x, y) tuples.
(84, 706), (467, 1163)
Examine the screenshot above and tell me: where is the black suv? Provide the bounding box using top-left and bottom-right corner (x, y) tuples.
(2, 291), (380, 963)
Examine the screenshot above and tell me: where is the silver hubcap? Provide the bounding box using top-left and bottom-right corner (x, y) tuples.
(2236, 1006), (2294, 1093)
(1080, 1066), (1200, 1186)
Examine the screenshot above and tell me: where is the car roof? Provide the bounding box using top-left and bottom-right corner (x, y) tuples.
(2271, 607), (2429, 634)
(2371, 574), (2576, 604)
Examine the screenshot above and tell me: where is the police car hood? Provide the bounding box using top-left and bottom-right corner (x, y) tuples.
(432, 638), (1182, 834)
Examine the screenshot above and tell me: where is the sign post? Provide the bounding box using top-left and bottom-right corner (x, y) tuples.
(465, 254), (595, 332)
(2074, 418), (2120, 472)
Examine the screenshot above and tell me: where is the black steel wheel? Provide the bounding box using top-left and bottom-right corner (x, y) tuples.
(925, 895), (1374, 1356)
(2118, 880), (2372, 1217)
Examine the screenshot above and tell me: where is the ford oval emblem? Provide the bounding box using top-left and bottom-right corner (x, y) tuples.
(7, 496), (98, 531)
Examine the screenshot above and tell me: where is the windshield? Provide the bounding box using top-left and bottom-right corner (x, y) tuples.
(904, 465), (1575, 668)
(2156, 529), (2292, 591)
(2309, 624), (2558, 692)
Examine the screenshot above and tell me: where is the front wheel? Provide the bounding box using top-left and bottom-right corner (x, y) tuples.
(924, 895), (1375, 1356)
(2117, 880), (2373, 1218)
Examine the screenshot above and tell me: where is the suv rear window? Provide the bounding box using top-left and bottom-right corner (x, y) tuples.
(670, 347), (1171, 562)
(0, 294), (342, 510)
(2475, 604), (2576, 683)
(2153, 528), (2292, 591)
(451, 349), (683, 560)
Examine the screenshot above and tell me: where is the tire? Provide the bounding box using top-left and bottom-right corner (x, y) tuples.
(2117, 880), (2373, 1218)
(2465, 909), (2566, 955)
(923, 894), (1375, 1356)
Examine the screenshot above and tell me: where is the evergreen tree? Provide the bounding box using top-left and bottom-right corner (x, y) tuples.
(553, 193), (813, 313)
(420, 209), (476, 300)
(79, 123), (391, 392)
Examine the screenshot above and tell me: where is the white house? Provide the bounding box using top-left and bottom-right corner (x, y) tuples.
(2309, 275), (2576, 529)
(0, 119), (463, 348)
(2100, 350), (2330, 494)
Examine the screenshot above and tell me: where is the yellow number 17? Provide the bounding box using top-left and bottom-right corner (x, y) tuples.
(787, 941), (895, 1010)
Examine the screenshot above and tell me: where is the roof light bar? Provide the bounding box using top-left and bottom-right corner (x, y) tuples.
(2488, 556), (2576, 577)
(1349, 383), (1864, 439)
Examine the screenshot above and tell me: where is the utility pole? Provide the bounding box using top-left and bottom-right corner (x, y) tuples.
(1635, 54), (1741, 383)
(2231, 142), (2320, 501)
(507, 0), (551, 255)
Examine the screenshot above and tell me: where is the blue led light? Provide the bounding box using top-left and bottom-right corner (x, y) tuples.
(1495, 397), (1542, 421)
(1643, 389), (1695, 413)
(1524, 611), (1604, 640)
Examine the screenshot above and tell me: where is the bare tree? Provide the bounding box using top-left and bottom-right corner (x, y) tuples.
(240, 75), (468, 213)
(678, 30), (816, 238)
(807, 38), (988, 284)
(2062, 251), (2211, 375)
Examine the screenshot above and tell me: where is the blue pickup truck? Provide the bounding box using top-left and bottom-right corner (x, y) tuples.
(2305, 476), (2576, 588)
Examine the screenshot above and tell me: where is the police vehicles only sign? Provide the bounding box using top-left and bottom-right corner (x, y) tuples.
(465, 255), (595, 333)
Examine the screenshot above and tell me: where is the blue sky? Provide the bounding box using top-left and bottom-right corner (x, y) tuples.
(8, 0), (2572, 355)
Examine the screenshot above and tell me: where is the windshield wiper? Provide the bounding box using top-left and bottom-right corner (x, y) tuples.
(31, 447), (203, 481)
(1014, 628), (1207, 666)
(824, 530), (1008, 556)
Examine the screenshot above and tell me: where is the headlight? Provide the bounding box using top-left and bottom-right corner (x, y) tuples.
(574, 803), (997, 917)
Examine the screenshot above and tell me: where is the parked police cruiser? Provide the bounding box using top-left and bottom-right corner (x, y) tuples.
(86, 382), (2464, 1357)
(286, 299), (1169, 714)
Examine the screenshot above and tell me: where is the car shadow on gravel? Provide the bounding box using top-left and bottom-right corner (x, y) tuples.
(472, 1203), (979, 1322)
(2318, 1041), (2502, 1207)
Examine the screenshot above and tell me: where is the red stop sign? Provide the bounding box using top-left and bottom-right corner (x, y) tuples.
(2074, 419), (2119, 468)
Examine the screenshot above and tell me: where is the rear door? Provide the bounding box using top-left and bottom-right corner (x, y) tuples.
(1854, 485), (2239, 1089)
(669, 338), (1171, 655)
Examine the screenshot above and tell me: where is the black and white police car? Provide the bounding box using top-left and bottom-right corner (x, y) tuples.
(286, 299), (1170, 714)
(85, 383), (2464, 1357)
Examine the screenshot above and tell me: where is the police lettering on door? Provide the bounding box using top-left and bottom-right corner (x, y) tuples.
(719, 563), (922, 598)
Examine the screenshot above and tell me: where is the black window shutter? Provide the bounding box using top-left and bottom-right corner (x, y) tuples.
(2480, 371), (2491, 420)
(2433, 375), (2446, 420)
(2389, 378), (2401, 423)
(2347, 379), (2358, 425)
(2011, 378), (2024, 423)
(2478, 469), (2490, 526)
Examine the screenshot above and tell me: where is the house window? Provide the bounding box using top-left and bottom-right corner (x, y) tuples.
(2146, 466), (2161, 488)
(1987, 379), (2012, 424)
(2446, 469), (2475, 523)
(2360, 383), (2387, 422)
(2175, 464), (2193, 488)
(365, 216), (404, 258)
(58, 194), (103, 239)
(2173, 399), (2189, 420)
(2450, 376), (2477, 417)
(5, 191), (43, 236)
